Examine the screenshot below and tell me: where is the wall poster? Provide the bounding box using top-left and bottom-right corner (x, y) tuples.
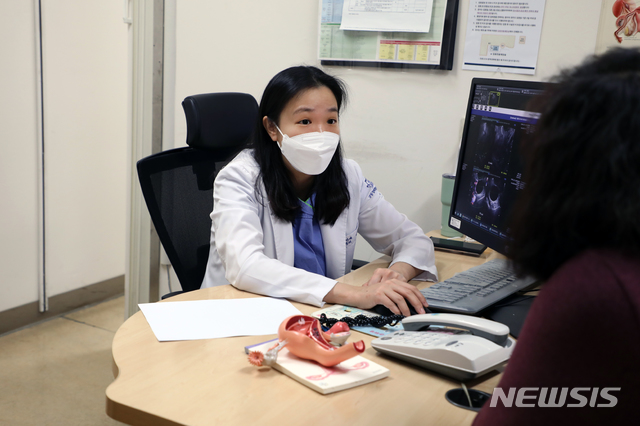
(596, 0), (640, 53)
(319, 0), (460, 70)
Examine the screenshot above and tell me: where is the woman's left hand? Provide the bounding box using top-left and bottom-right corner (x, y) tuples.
(363, 268), (407, 287)
(364, 262), (421, 286)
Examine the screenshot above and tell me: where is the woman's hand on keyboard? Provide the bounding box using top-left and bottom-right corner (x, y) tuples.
(363, 267), (407, 287)
(357, 279), (428, 316)
(364, 262), (424, 287)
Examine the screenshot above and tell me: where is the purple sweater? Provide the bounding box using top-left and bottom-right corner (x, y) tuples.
(473, 249), (640, 425)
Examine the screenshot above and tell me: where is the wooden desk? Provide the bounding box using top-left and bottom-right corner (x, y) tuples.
(107, 239), (504, 426)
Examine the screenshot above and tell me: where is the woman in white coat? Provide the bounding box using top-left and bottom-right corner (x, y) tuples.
(202, 66), (437, 316)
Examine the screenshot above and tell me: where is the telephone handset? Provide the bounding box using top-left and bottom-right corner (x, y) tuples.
(371, 313), (516, 381)
(403, 313), (510, 345)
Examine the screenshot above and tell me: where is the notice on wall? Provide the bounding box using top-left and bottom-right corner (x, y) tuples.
(320, 0), (454, 68)
(462, 0), (546, 75)
(340, 0), (434, 33)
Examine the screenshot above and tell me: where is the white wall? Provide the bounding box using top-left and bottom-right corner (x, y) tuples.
(170, 0), (602, 263)
(0, 2), (128, 313)
(0, 2), (40, 311)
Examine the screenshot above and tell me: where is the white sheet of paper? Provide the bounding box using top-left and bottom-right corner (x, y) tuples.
(139, 298), (303, 342)
(340, 0), (433, 33)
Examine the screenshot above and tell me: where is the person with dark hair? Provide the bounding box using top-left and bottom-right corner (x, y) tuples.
(202, 66), (437, 315)
(473, 48), (640, 424)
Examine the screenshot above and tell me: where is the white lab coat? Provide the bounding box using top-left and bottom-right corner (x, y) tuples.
(201, 149), (437, 306)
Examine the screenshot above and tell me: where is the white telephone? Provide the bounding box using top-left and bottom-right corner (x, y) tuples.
(371, 314), (515, 381)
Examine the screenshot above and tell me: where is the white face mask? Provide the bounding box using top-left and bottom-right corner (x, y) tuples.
(275, 124), (340, 175)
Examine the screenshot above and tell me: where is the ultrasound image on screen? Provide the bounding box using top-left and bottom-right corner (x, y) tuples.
(454, 113), (527, 238)
(474, 121), (515, 176)
(488, 91), (500, 106)
(467, 171), (506, 223)
(450, 80), (545, 252)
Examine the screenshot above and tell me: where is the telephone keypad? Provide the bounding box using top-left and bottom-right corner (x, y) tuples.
(389, 331), (448, 347)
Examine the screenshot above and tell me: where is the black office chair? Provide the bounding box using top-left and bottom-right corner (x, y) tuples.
(137, 92), (259, 299)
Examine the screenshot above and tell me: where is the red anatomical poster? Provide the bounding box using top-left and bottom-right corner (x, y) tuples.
(597, 0), (640, 53)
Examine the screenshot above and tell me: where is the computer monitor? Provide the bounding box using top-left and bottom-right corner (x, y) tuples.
(448, 78), (548, 255)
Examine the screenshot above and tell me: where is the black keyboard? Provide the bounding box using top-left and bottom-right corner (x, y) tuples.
(422, 259), (537, 314)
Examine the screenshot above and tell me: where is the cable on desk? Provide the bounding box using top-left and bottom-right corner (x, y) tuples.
(461, 383), (473, 408)
(318, 313), (404, 330)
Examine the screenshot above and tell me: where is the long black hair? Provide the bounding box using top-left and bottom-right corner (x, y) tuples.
(251, 66), (350, 225)
(508, 47), (640, 280)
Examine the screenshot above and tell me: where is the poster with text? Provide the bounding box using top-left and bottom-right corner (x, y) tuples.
(462, 0), (546, 75)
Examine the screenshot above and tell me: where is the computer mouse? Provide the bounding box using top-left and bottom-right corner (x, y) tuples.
(373, 302), (431, 317)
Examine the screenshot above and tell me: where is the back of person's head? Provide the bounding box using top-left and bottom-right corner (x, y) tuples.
(251, 66), (350, 224)
(509, 47), (640, 280)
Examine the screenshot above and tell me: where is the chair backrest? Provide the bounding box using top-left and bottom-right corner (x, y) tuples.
(137, 92), (258, 294)
(182, 92), (259, 151)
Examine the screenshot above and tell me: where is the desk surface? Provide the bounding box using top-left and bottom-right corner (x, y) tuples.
(106, 236), (504, 426)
